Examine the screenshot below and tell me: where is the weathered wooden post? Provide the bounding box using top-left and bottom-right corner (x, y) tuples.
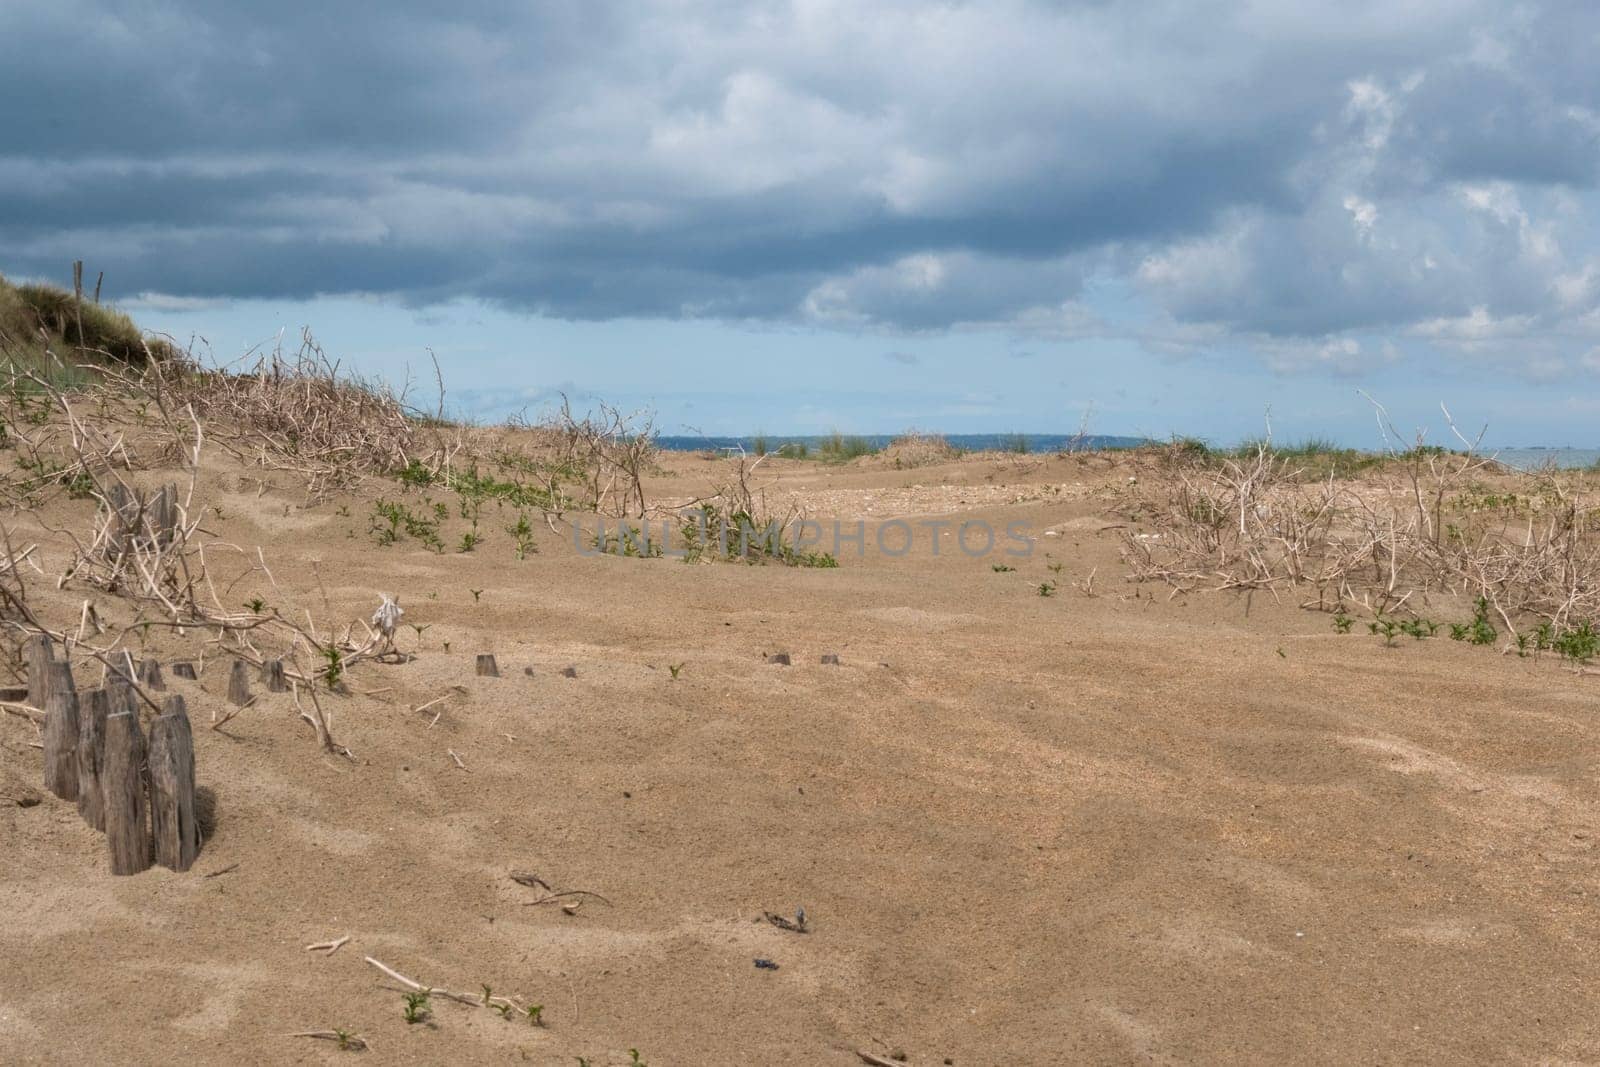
(138, 658), (165, 691)
(41, 660), (80, 800)
(103, 483), (133, 559)
(476, 653), (500, 677)
(171, 662), (198, 680)
(106, 676), (137, 717)
(24, 633), (54, 710)
(149, 695), (200, 872)
(226, 660), (251, 705)
(76, 687), (110, 830)
(261, 658), (288, 692)
(152, 482), (178, 547)
(103, 710), (151, 875)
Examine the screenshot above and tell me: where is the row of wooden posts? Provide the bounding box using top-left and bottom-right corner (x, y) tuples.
(32, 641), (590, 872)
(22, 635), (293, 875)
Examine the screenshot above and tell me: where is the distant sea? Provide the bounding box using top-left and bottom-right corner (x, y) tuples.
(1495, 448), (1600, 470)
(655, 435), (1600, 469)
(655, 433), (1146, 454)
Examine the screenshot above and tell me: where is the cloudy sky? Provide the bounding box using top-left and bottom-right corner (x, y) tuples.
(4, 1), (1599, 444)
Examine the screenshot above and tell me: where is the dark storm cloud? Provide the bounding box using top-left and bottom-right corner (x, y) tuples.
(2, 0), (1598, 360)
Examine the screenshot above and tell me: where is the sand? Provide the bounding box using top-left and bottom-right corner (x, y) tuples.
(3, 449), (1598, 1065)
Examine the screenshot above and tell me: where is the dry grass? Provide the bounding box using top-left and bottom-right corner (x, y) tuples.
(0, 273), (177, 368)
(1121, 437), (1600, 638)
(883, 430), (959, 469)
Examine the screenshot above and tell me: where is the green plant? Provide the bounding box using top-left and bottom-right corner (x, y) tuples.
(402, 991), (430, 1024)
(397, 460), (436, 488)
(1553, 621), (1600, 664)
(668, 663), (684, 680)
(369, 498), (445, 552)
(1398, 618), (1438, 640)
(1038, 581), (1056, 597)
(816, 431), (877, 463)
(320, 645), (344, 689)
(1448, 598), (1497, 646)
(459, 529), (482, 553)
(992, 564), (1015, 573)
(1369, 617), (1400, 647)
(630, 1051), (647, 1067)
(509, 512), (537, 559)
(525, 1004), (544, 1027)
(1047, 561), (1064, 574)
(245, 597), (267, 614)
(1333, 613), (1353, 634)
(470, 588), (484, 602)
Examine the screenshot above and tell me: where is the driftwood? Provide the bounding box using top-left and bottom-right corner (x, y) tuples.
(104, 710), (152, 875)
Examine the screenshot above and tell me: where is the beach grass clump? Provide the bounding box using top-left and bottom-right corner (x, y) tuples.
(817, 431), (877, 463)
(0, 273), (177, 368)
(884, 430), (959, 469)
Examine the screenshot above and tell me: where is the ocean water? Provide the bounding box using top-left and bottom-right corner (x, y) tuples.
(654, 433), (1146, 454)
(1495, 448), (1600, 470)
(655, 435), (1600, 469)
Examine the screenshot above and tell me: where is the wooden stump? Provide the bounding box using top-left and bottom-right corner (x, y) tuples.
(149, 695), (200, 872)
(24, 633), (54, 711)
(102, 484), (134, 560)
(103, 711), (151, 875)
(476, 654), (500, 677)
(76, 688), (110, 831)
(152, 483), (178, 547)
(261, 658), (288, 692)
(106, 650), (137, 690)
(106, 678), (138, 716)
(171, 662), (198, 680)
(226, 660), (251, 706)
(138, 658), (165, 691)
(41, 660), (80, 801)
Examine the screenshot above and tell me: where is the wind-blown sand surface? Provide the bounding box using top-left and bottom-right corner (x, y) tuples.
(3, 449), (1598, 1064)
